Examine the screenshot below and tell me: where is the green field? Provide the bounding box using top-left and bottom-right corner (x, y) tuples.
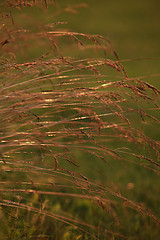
(0, 1), (160, 239)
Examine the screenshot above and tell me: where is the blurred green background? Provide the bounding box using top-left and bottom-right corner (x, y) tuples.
(12, 0), (160, 77)
(52, 0), (160, 77)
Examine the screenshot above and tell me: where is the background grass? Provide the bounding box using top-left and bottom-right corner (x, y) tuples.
(0, 1), (160, 239)
(50, 0), (160, 73)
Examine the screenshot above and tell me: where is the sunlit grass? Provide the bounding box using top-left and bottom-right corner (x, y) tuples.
(0, 1), (160, 239)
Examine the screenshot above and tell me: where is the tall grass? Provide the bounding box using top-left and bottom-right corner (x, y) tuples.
(0, 1), (160, 239)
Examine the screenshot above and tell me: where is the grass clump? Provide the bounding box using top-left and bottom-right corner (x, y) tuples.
(0, 1), (160, 239)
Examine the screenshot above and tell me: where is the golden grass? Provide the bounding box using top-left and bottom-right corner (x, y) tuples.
(0, 1), (160, 239)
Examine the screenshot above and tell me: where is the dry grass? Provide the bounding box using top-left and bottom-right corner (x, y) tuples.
(0, 1), (160, 239)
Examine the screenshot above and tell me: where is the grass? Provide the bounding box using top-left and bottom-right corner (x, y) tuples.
(0, 1), (160, 239)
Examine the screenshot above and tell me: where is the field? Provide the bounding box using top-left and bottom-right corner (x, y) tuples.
(0, 1), (160, 239)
